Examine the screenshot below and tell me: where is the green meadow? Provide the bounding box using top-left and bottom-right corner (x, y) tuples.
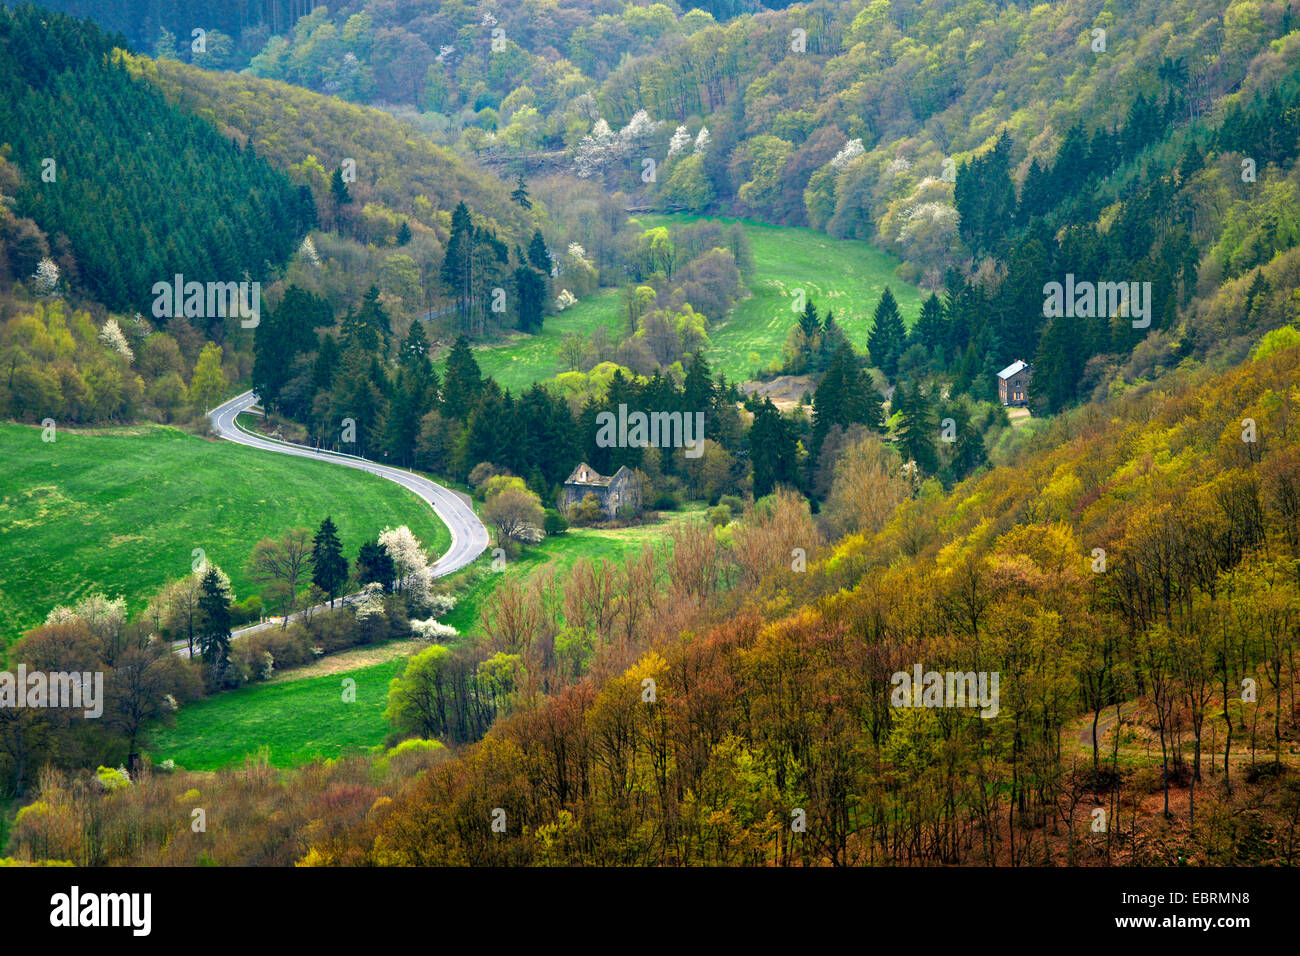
(146, 653), (405, 770)
(0, 423), (450, 645)
(464, 215), (926, 392)
(150, 509), (702, 770)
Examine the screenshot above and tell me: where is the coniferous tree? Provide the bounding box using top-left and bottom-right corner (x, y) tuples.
(441, 334), (483, 420)
(197, 567), (232, 686)
(511, 173), (532, 209)
(750, 398), (798, 497)
(311, 517), (349, 606)
(895, 383), (939, 475)
(912, 293), (947, 355)
(867, 287), (907, 378)
(527, 230), (551, 273)
(357, 539), (396, 592)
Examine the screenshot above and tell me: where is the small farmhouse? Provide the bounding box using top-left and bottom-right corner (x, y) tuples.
(997, 359), (1032, 407)
(563, 462), (641, 519)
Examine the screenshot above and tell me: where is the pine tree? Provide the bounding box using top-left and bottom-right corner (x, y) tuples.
(397, 220), (412, 246)
(441, 334), (483, 420)
(750, 398), (798, 497)
(330, 166), (352, 207)
(895, 383), (939, 474)
(197, 566), (232, 685)
(311, 517), (349, 606)
(798, 299), (820, 339)
(868, 287), (907, 378)
(357, 539), (395, 592)
(527, 230), (551, 273)
(511, 173), (532, 209)
(912, 293), (946, 354)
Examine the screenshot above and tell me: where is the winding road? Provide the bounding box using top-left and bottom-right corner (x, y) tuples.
(171, 391), (489, 654)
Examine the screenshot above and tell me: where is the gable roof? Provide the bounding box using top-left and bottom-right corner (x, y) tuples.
(997, 360), (1029, 379)
(565, 462), (611, 486)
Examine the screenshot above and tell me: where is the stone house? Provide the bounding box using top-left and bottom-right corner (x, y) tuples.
(997, 359), (1032, 407)
(563, 462), (641, 519)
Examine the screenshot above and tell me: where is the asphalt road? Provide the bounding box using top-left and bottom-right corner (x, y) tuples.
(171, 390), (489, 657)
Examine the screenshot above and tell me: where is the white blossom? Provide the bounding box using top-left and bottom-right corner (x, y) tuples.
(299, 235), (320, 266)
(33, 257), (59, 295)
(378, 525), (429, 583)
(667, 125), (691, 158)
(830, 138), (865, 171)
(353, 582), (387, 623)
(573, 118), (619, 178)
(619, 109), (662, 150)
(410, 618), (458, 641)
(556, 288), (577, 310)
(99, 318), (134, 362)
(886, 156), (913, 177)
(693, 126), (711, 155)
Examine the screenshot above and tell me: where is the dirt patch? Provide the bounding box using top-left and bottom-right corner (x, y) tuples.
(740, 375), (817, 413)
(267, 637), (424, 684)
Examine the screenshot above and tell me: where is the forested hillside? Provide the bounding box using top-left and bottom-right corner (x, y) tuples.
(0, 5), (306, 314)
(7, 0), (1300, 878)
(13, 325), (1300, 865)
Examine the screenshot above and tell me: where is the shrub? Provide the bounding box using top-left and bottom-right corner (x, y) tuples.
(543, 508), (569, 535)
(719, 494), (744, 517)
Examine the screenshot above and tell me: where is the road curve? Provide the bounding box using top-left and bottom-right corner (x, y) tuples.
(173, 391), (488, 655)
(209, 390), (489, 577)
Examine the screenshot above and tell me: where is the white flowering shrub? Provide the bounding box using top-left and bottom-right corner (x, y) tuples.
(667, 125), (691, 158)
(299, 235), (321, 266)
(99, 318), (134, 362)
(410, 618), (458, 641)
(556, 288), (577, 310)
(830, 138), (865, 171)
(886, 156), (913, 177)
(573, 118), (618, 178)
(378, 525), (429, 583)
(353, 582), (387, 623)
(619, 109), (662, 150)
(33, 257), (59, 295)
(427, 593), (457, 616)
(694, 126), (711, 155)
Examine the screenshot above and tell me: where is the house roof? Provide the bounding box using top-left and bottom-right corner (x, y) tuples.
(565, 462), (611, 486)
(997, 360), (1029, 379)
(564, 463), (637, 487)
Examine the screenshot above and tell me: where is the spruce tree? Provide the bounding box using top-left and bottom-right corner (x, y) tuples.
(511, 173), (532, 209)
(357, 540), (396, 592)
(895, 383), (939, 474)
(527, 230), (551, 273)
(197, 567), (233, 685)
(868, 287), (907, 378)
(441, 334), (483, 420)
(311, 517), (349, 606)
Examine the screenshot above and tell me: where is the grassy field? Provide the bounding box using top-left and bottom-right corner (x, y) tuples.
(147, 653), (405, 770)
(461, 290), (625, 394)
(150, 509), (703, 770)
(0, 423), (450, 645)
(463, 215), (925, 392)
